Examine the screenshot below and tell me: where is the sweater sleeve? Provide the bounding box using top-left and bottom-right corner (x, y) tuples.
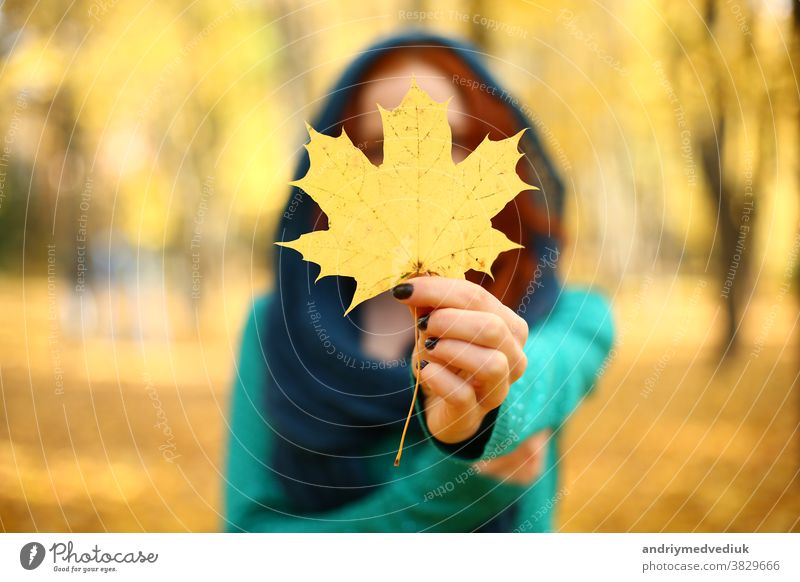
(416, 287), (615, 462)
(223, 295), (527, 533)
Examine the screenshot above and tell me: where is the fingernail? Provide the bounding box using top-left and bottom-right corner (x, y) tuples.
(417, 313), (430, 331)
(424, 337), (439, 350)
(391, 283), (413, 299)
(419, 359), (429, 369)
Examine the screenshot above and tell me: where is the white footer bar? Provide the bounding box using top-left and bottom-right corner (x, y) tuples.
(1, 533), (798, 581)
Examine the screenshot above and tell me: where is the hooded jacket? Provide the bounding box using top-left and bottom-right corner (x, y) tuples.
(223, 31), (614, 533)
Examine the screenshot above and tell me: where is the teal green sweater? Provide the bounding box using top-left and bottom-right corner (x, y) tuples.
(223, 288), (614, 532)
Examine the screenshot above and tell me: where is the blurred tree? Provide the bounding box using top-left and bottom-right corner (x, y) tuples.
(694, 0), (760, 356)
(0, 0), (286, 283)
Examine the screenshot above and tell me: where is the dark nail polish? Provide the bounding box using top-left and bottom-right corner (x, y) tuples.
(424, 337), (439, 350)
(419, 359), (429, 369)
(417, 313), (430, 331)
(391, 283), (413, 299)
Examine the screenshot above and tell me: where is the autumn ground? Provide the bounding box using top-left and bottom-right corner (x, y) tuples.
(1, 275), (798, 532)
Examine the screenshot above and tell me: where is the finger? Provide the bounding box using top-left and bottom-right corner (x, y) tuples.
(405, 303), (433, 327)
(516, 449), (546, 483)
(412, 357), (478, 410)
(512, 434), (549, 482)
(421, 308), (511, 349)
(412, 343), (462, 381)
(528, 432), (551, 475)
(423, 338), (517, 406)
(480, 448), (542, 484)
(476, 431), (551, 480)
(476, 451), (516, 474)
(419, 309), (526, 379)
(394, 277), (526, 344)
(500, 303), (529, 346)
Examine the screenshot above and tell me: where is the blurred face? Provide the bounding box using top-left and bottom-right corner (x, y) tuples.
(351, 59), (472, 164)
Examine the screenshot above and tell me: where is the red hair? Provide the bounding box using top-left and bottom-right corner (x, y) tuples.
(311, 45), (562, 311)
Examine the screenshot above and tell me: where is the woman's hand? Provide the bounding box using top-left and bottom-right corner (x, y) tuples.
(474, 430), (552, 484)
(391, 277), (529, 444)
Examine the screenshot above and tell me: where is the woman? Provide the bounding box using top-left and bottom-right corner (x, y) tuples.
(223, 32), (614, 532)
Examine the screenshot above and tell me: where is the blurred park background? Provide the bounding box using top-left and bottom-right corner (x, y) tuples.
(1, 0), (799, 532)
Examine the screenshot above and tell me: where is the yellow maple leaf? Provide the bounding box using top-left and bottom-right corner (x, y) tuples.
(276, 79), (535, 315)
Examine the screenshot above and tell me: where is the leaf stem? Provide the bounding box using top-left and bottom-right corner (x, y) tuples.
(394, 305), (421, 467)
